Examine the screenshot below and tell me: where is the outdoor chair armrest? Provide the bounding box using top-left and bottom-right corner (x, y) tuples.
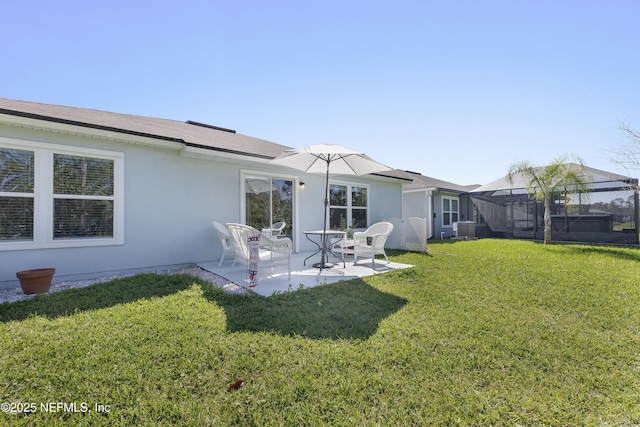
(369, 233), (389, 247)
(353, 231), (366, 243)
(260, 235), (292, 250)
(354, 232), (386, 247)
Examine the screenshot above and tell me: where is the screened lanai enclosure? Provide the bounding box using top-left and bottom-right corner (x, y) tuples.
(469, 166), (639, 245)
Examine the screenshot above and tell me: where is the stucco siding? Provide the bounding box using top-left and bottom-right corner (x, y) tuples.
(370, 178), (403, 223)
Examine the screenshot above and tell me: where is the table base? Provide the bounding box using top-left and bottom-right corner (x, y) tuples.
(313, 262), (336, 269)
(303, 230), (346, 269)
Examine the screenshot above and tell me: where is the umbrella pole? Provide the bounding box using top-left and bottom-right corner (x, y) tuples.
(321, 159), (330, 268)
(313, 158), (335, 269)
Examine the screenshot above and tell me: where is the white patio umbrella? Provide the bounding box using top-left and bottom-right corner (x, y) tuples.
(270, 143), (391, 268)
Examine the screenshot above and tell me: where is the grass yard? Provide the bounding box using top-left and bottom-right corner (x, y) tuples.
(0, 239), (639, 426)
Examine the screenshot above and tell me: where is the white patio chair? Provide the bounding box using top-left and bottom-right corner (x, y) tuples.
(261, 221), (286, 238)
(226, 223), (292, 279)
(353, 222), (394, 268)
(212, 221), (235, 267)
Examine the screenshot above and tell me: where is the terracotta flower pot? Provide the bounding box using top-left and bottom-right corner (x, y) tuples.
(16, 268), (55, 295)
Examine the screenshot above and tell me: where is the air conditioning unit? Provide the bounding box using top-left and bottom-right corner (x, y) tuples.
(455, 221), (475, 238)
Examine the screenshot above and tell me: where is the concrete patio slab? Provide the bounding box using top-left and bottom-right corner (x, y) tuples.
(197, 251), (412, 297)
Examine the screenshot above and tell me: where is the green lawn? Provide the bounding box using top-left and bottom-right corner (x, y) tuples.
(0, 239), (639, 426)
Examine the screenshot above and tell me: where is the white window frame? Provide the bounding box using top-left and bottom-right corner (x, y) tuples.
(240, 169), (300, 250)
(0, 137), (124, 251)
(442, 196), (459, 228)
(328, 180), (370, 230)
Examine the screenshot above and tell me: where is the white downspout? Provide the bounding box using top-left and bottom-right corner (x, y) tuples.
(426, 189), (434, 239)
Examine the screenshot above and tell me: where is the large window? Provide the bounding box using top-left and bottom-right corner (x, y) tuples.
(53, 154), (115, 239)
(0, 139), (124, 250)
(329, 182), (369, 230)
(442, 196), (459, 227)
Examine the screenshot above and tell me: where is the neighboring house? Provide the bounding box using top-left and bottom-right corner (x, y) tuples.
(0, 98), (405, 286)
(383, 170), (480, 239)
(386, 164), (640, 246)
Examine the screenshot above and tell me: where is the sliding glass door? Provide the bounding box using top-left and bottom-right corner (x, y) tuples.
(244, 175), (293, 241)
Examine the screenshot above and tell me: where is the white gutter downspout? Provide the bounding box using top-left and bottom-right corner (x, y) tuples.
(427, 189), (434, 239)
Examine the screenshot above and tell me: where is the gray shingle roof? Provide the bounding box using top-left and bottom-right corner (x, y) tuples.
(384, 169), (480, 192)
(0, 98), (291, 159)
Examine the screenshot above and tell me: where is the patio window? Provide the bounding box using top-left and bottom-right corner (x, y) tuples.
(0, 139), (124, 250)
(0, 148), (34, 241)
(329, 183), (368, 230)
(442, 196), (459, 227)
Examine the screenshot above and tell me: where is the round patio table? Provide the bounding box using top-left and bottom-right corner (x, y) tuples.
(303, 230), (346, 269)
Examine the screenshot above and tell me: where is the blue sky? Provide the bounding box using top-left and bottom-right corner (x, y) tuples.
(2, 1), (639, 185)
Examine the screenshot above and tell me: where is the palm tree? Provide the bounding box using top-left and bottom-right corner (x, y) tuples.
(507, 155), (589, 244)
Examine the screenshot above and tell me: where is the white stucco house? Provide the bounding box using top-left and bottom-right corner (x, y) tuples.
(0, 98), (406, 287)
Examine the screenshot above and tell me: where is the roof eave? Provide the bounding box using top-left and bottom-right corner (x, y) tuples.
(0, 107), (183, 141)
(180, 144), (279, 164)
(371, 172), (413, 183)
(0, 109), (185, 150)
(0, 108), (280, 162)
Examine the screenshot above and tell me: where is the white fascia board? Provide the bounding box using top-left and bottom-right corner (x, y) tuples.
(404, 187), (437, 194)
(0, 113), (184, 151)
(318, 172), (408, 185)
(180, 145), (271, 165)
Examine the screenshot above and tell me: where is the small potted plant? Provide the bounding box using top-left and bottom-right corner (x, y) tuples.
(338, 217), (354, 238)
(16, 268), (55, 294)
